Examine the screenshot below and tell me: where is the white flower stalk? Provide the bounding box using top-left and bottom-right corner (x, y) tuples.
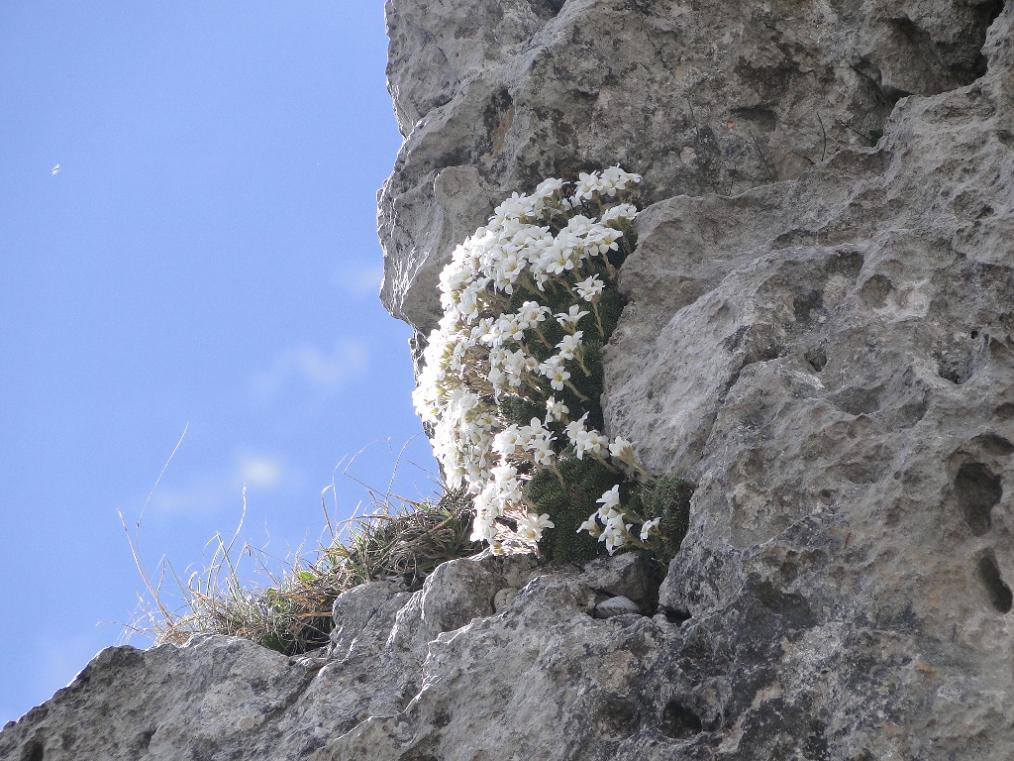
(639, 517), (661, 542)
(596, 484), (621, 514)
(538, 355), (571, 391)
(574, 275), (605, 303)
(516, 513), (555, 544)
(608, 437), (638, 468)
(556, 305), (589, 332)
(600, 203), (639, 224)
(412, 169), (643, 551)
(556, 331), (583, 361)
(576, 514), (602, 537)
(600, 517), (630, 555)
(545, 396), (569, 423)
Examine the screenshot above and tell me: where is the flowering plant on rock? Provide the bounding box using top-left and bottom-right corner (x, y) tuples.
(413, 168), (691, 561)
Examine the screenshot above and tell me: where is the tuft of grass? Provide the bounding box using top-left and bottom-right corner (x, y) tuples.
(143, 490), (478, 656)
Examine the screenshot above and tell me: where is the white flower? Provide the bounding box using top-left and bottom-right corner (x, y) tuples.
(585, 225), (622, 256)
(534, 177), (565, 198)
(599, 519), (629, 555)
(519, 418), (556, 466)
(608, 437), (639, 469)
(574, 275), (605, 302)
(492, 426), (522, 458)
(517, 301), (550, 329)
(573, 171), (602, 202)
(545, 396), (569, 422)
(541, 238), (578, 275)
(573, 428), (608, 460)
(491, 463), (524, 504)
(470, 485), (501, 542)
(529, 436), (556, 466)
(538, 355), (571, 391)
(487, 366), (507, 398)
(556, 331), (583, 360)
(596, 485), (621, 513)
(567, 215), (596, 235)
(600, 165), (642, 195)
(556, 304), (589, 331)
(564, 412), (589, 443)
(576, 514), (601, 537)
(516, 513), (555, 543)
(639, 517), (661, 541)
(494, 191), (536, 220)
(600, 203), (639, 224)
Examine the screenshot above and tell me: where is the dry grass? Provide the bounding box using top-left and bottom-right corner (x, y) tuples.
(126, 488), (477, 656)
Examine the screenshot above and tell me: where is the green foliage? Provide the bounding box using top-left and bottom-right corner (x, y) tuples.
(525, 457), (619, 563)
(628, 475), (695, 561)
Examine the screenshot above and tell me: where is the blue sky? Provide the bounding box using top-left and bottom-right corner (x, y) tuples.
(0, 2), (437, 724)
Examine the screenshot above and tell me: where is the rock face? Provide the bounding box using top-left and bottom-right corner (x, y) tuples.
(378, 0), (1004, 330)
(3, 1), (1013, 760)
(0, 554), (690, 761)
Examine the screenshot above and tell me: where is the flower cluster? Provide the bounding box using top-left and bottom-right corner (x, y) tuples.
(413, 167), (662, 556)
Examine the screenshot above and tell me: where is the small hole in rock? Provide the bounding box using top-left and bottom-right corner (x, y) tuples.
(977, 554), (1013, 614)
(860, 274), (894, 308)
(22, 741), (44, 761)
(539, 0), (567, 14)
(973, 1), (1007, 75)
(132, 729), (155, 754)
(663, 608), (692, 626)
(971, 433), (1014, 456)
(971, 329), (979, 339)
(935, 351), (973, 384)
(661, 700), (703, 739)
(955, 462), (1003, 535)
(597, 697), (640, 739)
(793, 290), (824, 324)
(805, 346), (828, 372)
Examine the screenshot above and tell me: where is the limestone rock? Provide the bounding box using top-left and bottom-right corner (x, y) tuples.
(329, 580), (411, 660)
(379, 0), (1003, 331)
(593, 594), (643, 618)
(0, 556), (677, 761)
(581, 550), (665, 604)
(492, 585), (518, 612)
(387, 557), (500, 651)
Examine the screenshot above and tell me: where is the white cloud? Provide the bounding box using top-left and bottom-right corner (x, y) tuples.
(150, 451), (287, 516)
(336, 264), (385, 296)
(236, 453), (283, 489)
(252, 339), (368, 399)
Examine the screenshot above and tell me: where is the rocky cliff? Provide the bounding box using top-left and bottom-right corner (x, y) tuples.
(3, 1), (1012, 759)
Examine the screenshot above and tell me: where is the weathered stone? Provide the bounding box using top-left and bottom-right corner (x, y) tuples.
(0, 636), (311, 761)
(581, 550), (665, 604)
(492, 585), (518, 612)
(0, 556), (671, 761)
(379, 0), (1004, 331)
(593, 594), (643, 618)
(387, 557), (500, 651)
(329, 580), (411, 660)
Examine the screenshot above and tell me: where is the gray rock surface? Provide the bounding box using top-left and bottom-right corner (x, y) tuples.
(379, 0), (1004, 331)
(3, 1), (1013, 759)
(593, 594), (643, 618)
(0, 555), (676, 761)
